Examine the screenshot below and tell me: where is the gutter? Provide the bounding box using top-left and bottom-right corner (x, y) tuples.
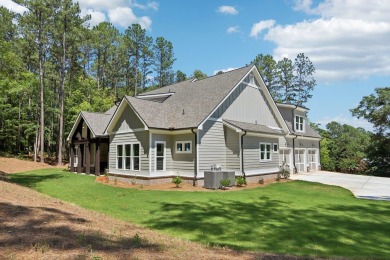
(191, 128), (197, 186)
(292, 104), (299, 174)
(241, 131), (247, 179)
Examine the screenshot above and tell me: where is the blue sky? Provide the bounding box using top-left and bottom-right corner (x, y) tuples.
(4, 0), (390, 131)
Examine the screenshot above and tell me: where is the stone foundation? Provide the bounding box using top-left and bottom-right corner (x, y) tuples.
(107, 172), (279, 186)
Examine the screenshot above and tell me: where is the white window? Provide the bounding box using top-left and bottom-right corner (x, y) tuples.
(295, 115), (304, 132)
(273, 143), (279, 153)
(176, 141), (192, 153)
(259, 143), (272, 161)
(116, 143), (140, 171)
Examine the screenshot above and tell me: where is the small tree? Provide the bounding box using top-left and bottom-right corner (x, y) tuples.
(172, 175), (182, 188)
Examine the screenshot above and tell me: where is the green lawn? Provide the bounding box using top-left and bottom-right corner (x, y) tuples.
(10, 169), (390, 258)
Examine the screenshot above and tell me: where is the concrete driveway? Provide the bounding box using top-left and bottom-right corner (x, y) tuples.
(290, 171), (390, 201)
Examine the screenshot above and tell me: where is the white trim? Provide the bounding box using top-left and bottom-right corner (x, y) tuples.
(196, 129), (200, 177)
(223, 120), (243, 133)
(154, 141), (166, 172)
(247, 132), (283, 139)
(149, 128), (193, 135)
(175, 141), (192, 153)
(66, 112), (97, 142)
(208, 117), (223, 122)
(294, 115), (305, 133)
(242, 81), (259, 90)
(239, 132), (242, 172)
(136, 92), (174, 99)
(276, 103), (309, 112)
(149, 132), (152, 174)
(105, 97), (148, 135)
(110, 128), (145, 135)
(244, 168), (280, 175)
(259, 142), (272, 162)
(286, 135), (321, 141)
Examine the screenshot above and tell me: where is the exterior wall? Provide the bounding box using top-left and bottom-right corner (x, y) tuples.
(171, 134), (195, 175)
(211, 83), (281, 128)
(243, 135), (279, 175)
(224, 126), (240, 172)
(199, 120), (226, 175)
(109, 131), (149, 176)
(113, 105), (144, 133)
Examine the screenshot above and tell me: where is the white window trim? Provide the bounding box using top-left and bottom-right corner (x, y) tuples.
(259, 142), (272, 162)
(294, 115), (305, 132)
(175, 141), (192, 153)
(116, 143), (141, 171)
(155, 141), (166, 172)
(272, 143), (279, 153)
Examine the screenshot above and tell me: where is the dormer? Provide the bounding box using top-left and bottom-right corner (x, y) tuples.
(276, 103), (309, 133)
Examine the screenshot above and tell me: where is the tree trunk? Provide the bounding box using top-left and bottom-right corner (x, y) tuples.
(58, 28), (66, 166)
(38, 11), (45, 164)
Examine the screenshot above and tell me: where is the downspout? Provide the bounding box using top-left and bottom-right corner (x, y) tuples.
(292, 104), (299, 174)
(241, 131), (247, 179)
(318, 140), (321, 170)
(191, 128), (197, 186)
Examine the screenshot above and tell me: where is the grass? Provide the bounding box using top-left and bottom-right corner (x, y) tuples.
(10, 169), (390, 258)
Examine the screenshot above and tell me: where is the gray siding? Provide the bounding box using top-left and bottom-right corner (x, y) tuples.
(109, 131), (149, 175)
(113, 105), (144, 132)
(224, 126), (240, 171)
(211, 83), (280, 128)
(243, 135), (279, 171)
(199, 120), (226, 172)
(172, 134), (195, 173)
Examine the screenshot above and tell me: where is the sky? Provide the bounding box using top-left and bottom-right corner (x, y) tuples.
(3, 0), (390, 131)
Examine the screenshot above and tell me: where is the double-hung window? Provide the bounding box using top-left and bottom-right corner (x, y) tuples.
(295, 115), (304, 132)
(116, 143), (140, 171)
(259, 143), (272, 161)
(176, 141), (192, 153)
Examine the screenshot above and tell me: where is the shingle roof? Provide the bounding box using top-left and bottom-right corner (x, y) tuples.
(81, 106), (117, 137)
(126, 65), (254, 129)
(223, 119), (284, 135)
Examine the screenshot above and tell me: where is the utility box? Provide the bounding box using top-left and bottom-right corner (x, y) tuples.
(204, 171), (235, 189)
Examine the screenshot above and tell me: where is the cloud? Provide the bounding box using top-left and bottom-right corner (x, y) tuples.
(0, 0), (28, 14)
(250, 19), (275, 38)
(315, 114), (373, 131)
(227, 26), (239, 34)
(81, 9), (107, 27)
(78, 0), (154, 29)
(108, 7), (152, 29)
(213, 67), (237, 75)
(263, 0), (390, 82)
(217, 5), (238, 15)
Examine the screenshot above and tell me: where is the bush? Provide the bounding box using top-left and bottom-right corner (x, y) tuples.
(172, 175), (182, 188)
(235, 175), (246, 186)
(220, 178), (231, 187)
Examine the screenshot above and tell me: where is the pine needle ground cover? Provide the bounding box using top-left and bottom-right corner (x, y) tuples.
(11, 169), (390, 258)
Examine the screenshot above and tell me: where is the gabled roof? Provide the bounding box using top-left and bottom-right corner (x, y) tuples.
(66, 106), (117, 141)
(121, 65), (255, 130)
(223, 119), (284, 135)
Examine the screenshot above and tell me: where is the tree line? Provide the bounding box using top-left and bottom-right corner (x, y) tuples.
(0, 2), (178, 165)
(316, 87), (389, 177)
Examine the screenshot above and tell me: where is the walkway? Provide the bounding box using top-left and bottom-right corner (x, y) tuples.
(290, 171), (390, 201)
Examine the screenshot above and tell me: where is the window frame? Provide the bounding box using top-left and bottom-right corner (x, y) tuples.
(259, 142), (272, 162)
(294, 115), (305, 132)
(116, 143), (141, 171)
(272, 143), (279, 153)
(175, 141), (192, 154)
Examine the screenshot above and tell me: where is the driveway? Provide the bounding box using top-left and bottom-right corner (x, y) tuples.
(290, 171), (390, 201)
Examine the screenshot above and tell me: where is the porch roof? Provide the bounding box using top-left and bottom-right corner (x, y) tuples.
(223, 119), (284, 135)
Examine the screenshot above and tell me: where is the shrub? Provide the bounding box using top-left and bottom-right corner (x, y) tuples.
(172, 175), (183, 188)
(279, 161), (290, 179)
(220, 178), (231, 187)
(235, 175), (246, 186)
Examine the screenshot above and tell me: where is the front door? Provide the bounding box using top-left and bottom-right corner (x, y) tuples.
(155, 141), (166, 171)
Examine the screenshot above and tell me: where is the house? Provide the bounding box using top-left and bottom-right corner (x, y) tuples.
(67, 65), (321, 185)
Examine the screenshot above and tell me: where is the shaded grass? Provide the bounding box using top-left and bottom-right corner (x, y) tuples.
(10, 169), (390, 258)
